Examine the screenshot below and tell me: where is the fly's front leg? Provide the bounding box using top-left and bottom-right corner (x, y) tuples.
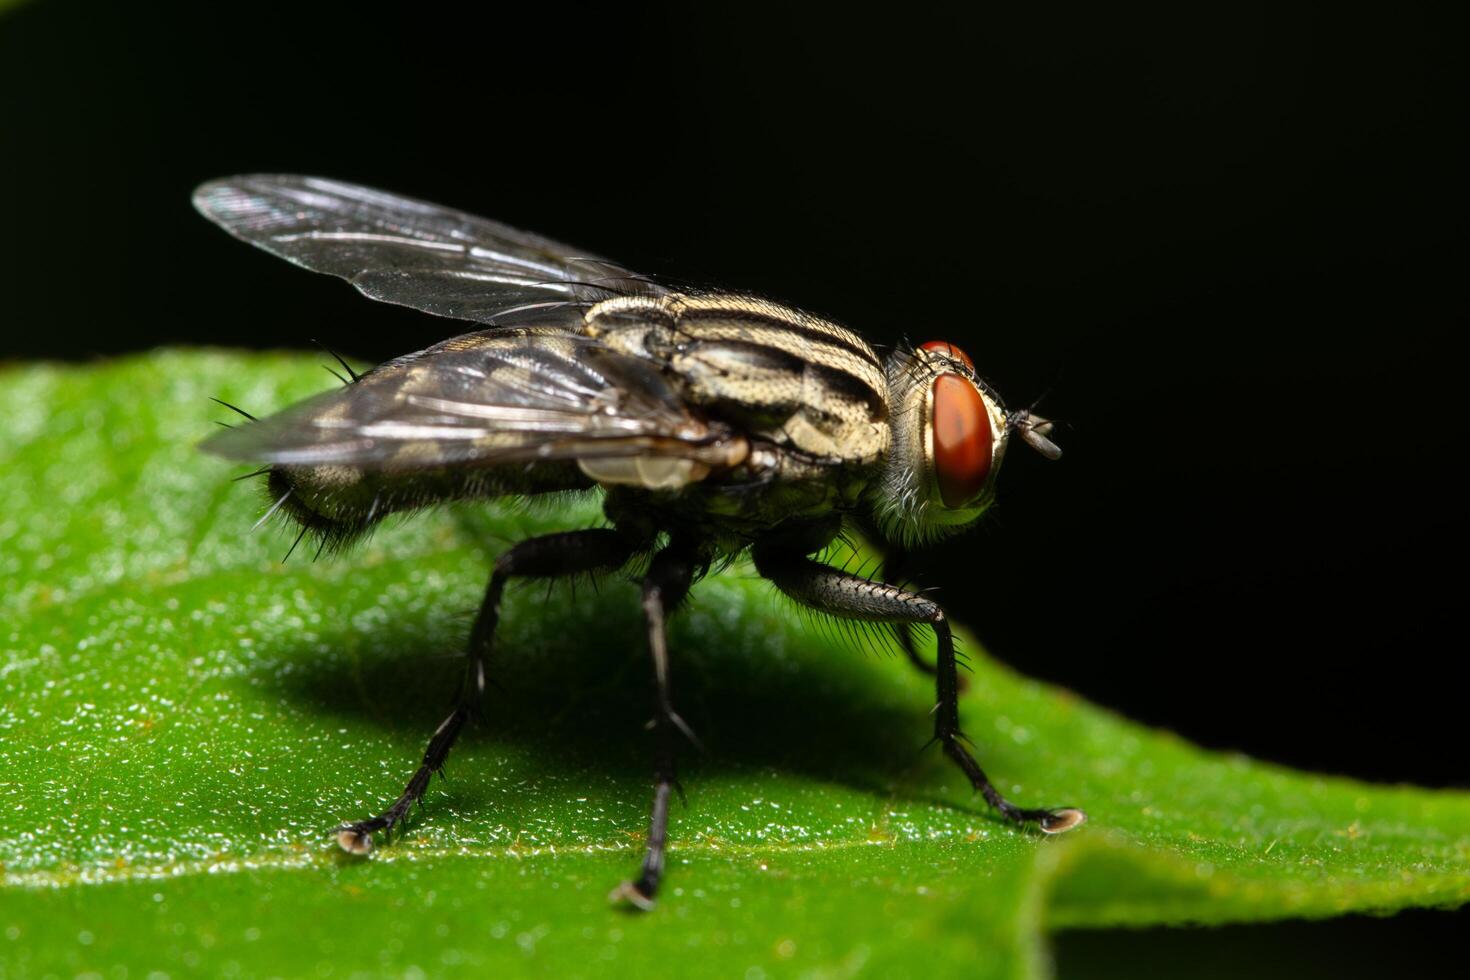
(753, 548), (1086, 834)
(894, 622), (934, 676)
(876, 547), (937, 678)
(336, 528), (636, 854)
(610, 541), (699, 910)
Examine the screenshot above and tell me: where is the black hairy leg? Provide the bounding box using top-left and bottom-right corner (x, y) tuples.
(875, 554), (969, 692)
(848, 518), (939, 680)
(753, 546), (1086, 835)
(876, 547), (938, 678)
(610, 540), (700, 910)
(335, 528), (637, 854)
(875, 546), (970, 690)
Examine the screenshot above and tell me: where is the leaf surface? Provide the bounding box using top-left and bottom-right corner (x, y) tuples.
(2, 352), (1466, 978)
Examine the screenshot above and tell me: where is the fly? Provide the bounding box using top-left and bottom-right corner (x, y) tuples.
(193, 175), (1084, 909)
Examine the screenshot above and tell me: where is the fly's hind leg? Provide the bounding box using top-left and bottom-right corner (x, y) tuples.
(753, 546), (1086, 835)
(335, 528), (637, 854)
(609, 540), (699, 910)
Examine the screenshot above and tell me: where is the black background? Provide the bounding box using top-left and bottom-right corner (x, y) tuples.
(3, 0), (1465, 969)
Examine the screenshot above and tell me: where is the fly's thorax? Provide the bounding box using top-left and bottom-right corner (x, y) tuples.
(868, 342), (1019, 547)
(585, 293), (891, 466)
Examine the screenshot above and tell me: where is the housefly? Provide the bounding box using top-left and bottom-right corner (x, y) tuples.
(194, 175), (1084, 909)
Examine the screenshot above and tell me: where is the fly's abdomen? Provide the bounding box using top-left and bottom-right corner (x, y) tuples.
(266, 459), (590, 549)
(586, 293), (891, 464)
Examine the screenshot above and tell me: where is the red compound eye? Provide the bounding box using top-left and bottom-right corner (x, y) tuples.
(920, 340), (974, 370)
(930, 374), (993, 507)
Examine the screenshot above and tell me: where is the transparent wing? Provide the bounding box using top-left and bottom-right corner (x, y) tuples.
(201, 330), (740, 477)
(193, 175), (664, 325)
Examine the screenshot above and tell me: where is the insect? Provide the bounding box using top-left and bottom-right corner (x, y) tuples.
(194, 174), (1085, 909)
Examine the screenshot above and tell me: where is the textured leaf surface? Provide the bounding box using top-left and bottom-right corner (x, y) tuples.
(2, 351), (1466, 978)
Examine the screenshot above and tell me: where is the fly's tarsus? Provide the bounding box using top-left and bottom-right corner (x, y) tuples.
(933, 619), (1087, 834)
(336, 706), (468, 855)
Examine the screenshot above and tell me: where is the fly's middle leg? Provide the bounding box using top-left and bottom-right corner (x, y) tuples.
(753, 547), (1086, 835)
(610, 540), (699, 910)
(335, 528), (637, 854)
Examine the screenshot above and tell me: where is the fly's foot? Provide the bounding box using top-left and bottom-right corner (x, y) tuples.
(334, 817), (389, 855)
(940, 737), (1084, 834)
(1039, 807), (1087, 833)
(608, 878), (658, 912)
(996, 802), (1087, 834)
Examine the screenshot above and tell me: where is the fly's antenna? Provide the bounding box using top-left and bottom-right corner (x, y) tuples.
(1006, 375), (1064, 460)
(1008, 408), (1063, 460)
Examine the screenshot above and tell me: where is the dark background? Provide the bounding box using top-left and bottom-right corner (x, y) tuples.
(3, 0), (1465, 969)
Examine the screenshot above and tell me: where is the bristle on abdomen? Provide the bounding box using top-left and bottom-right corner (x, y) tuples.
(265, 468), (383, 554)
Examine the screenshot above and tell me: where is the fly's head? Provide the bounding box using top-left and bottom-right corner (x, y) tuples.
(870, 341), (1061, 547)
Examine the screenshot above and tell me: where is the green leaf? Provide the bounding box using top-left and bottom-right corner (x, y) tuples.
(2, 351), (1466, 978)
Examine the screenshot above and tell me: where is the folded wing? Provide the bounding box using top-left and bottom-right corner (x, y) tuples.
(202, 330), (745, 488)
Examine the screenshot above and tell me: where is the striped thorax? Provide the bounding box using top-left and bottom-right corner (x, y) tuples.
(585, 293), (891, 466)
